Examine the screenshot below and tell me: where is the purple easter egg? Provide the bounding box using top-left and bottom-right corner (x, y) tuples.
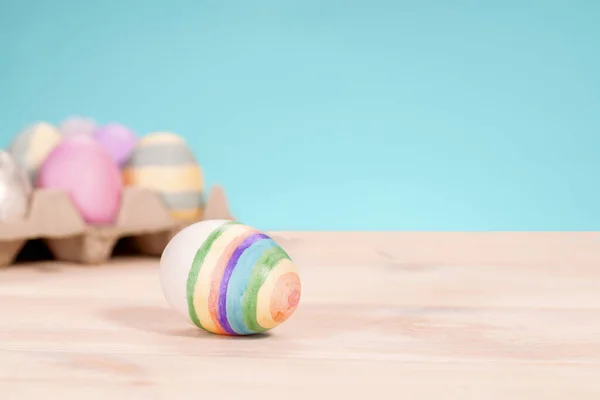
(93, 123), (138, 167)
(37, 135), (123, 225)
(59, 116), (97, 138)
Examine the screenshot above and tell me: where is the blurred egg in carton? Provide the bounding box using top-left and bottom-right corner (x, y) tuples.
(123, 132), (205, 221)
(93, 122), (137, 167)
(37, 135), (123, 225)
(0, 150), (33, 222)
(9, 122), (62, 184)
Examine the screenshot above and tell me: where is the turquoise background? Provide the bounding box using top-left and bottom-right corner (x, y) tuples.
(1, 0), (599, 231)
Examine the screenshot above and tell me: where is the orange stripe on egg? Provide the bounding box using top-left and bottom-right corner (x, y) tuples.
(255, 259), (300, 330)
(270, 273), (301, 323)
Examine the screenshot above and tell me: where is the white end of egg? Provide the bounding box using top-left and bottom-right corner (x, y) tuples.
(159, 219), (233, 321)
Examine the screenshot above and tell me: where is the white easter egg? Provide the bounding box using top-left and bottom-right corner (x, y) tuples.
(9, 122), (62, 183)
(0, 150), (33, 222)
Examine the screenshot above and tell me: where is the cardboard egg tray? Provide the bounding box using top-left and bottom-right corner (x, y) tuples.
(0, 185), (234, 267)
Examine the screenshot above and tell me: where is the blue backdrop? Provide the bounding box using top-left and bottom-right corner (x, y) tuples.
(1, 0), (599, 231)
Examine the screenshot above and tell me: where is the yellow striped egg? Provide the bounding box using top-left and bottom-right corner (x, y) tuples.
(9, 122), (63, 184)
(123, 132), (204, 221)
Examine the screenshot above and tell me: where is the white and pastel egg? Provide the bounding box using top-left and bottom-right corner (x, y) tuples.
(160, 220), (302, 336)
(123, 132), (204, 221)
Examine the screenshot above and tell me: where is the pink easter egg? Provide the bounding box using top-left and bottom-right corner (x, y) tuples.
(37, 136), (123, 224)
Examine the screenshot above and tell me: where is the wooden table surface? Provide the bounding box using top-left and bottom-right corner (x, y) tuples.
(1, 255), (599, 399)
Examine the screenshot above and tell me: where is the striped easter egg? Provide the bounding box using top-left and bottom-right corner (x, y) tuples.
(9, 122), (63, 184)
(123, 132), (204, 221)
(159, 219), (302, 336)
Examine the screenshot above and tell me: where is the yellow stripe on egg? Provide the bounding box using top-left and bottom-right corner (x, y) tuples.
(123, 165), (203, 192)
(24, 123), (62, 169)
(169, 208), (204, 221)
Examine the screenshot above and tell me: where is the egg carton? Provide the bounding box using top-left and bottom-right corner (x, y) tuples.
(0, 185), (234, 267)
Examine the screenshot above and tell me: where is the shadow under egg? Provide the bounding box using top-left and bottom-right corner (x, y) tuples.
(100, 305), (272, 340)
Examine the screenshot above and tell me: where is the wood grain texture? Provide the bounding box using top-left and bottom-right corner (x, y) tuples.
(268, 231), (600, 267)
(1, 232), (600, 399)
